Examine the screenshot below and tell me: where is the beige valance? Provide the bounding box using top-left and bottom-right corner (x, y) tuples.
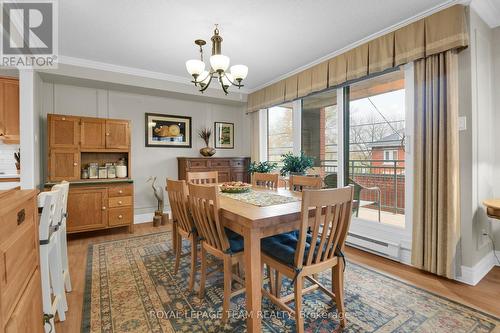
(369, 33), (394, 74)
(328, 54), (347, 87)
(284, 75), (298, 102)
(264, 81), (285, 107)
(297, 69), (312, 98)
(247, 4), (468, 113)
(311, 61), (328, 93)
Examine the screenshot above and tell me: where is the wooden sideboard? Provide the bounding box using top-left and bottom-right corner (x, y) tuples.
(177, 157), (251, 183)
(46, 113), (134, 234)
(0, 189), (43, 333)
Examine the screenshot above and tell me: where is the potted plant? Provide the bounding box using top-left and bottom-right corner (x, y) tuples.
(280, 152), (314, 176)
(248, 161), (278, 174)
(198, 128), (216, 157)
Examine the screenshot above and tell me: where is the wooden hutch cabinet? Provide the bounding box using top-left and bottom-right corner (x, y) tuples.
(0, 76), (20, 144)
(177, 157), (251, 183)
(46, 113), (134, 234)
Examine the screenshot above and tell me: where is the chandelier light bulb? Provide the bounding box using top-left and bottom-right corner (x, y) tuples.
(210, 54), (230, 72)
(185, 59), (205, 76)
(230, 65), (248, 80)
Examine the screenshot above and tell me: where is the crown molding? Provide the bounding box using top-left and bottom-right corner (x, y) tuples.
(248, 0), (462, 93)
(471, 0), (500, 28)
(58, 55), (251, 94)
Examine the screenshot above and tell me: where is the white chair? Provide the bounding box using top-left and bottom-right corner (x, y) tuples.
(38, 190), (67, 333)
(51, 181), (72, 293)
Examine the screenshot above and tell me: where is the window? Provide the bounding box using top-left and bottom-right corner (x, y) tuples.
(383, 149), (398, 164)
(267, 104), (293, 164)
(302, 89), (338, 183)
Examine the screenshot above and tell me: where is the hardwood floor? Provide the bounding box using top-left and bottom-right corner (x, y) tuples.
(55, 223), (500, 332)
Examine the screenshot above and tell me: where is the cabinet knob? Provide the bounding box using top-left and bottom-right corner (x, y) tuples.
(118, 200), (122, 205)
(118, 215), (123, 219)
(73, 162), (78, 166)
(102, 206), (107, 210)
(61, 117), (66, 120)
(106, 133), (110, 136)
(118, 190), (123, 194)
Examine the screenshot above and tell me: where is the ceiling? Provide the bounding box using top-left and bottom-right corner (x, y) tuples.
(59, 0), (456, 91)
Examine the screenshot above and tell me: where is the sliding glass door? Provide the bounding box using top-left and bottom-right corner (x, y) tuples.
(346, 69), (407, 228)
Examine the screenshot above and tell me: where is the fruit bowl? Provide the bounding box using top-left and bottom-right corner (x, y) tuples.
(220, 181), (252, 193)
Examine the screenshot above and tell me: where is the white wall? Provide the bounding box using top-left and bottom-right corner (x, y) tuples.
(492, 26), (500, 250)
(41, 82), (251, 217)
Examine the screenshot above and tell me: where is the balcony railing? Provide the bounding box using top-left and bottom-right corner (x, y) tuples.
(319, 159), (405, 214)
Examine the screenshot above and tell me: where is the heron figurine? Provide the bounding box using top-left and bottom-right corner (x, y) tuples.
(147, 176), (165, 226)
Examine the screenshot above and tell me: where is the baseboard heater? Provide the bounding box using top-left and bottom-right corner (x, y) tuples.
(346, 232), (400, 259)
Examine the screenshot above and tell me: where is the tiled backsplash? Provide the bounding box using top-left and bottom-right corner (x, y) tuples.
(0, 142), (19, 175)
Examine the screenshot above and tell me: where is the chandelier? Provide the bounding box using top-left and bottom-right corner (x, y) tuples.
(185, 25), (248, 95)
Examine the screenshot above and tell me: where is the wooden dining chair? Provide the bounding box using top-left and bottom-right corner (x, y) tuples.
(167, 179), (199, 291)
(261, 186), (354, 331)
(289, 175), (323, 191)
(188, 183), (245, 322)
(186, 171), (218, 184)
(251, 172), (279, 189)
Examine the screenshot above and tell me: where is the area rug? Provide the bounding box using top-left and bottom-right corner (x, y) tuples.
(82, 232), (500, 333)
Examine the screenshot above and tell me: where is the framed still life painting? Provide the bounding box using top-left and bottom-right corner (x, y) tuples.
(145, 113), (192, 147)
(214, 122), (234, 149)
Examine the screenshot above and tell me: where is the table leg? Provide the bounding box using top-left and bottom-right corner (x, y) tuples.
(244, 228), (262, 332)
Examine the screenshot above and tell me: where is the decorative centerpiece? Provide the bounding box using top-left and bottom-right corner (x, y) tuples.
(220, 181), (252, 193)
(198, 127), (216, 157)
(280, 152), (314, 176)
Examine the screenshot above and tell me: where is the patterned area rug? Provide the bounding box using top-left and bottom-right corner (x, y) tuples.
(219, 190), (299, 207)
(82, 232), (500, 333)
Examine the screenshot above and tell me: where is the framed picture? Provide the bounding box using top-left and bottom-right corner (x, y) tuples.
(145, 113), (192, 147)
(214, 122), (234, 149)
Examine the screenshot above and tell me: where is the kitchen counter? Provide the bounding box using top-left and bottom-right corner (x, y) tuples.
(44, 178), (133, 187)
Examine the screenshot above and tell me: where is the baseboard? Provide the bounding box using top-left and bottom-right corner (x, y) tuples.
(457, 250), (500, 286)
(134, 213), (154, 224)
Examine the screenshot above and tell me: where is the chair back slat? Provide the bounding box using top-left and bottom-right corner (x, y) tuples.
(187, 171), (218, 185)
(52, 181), (69, 225)
(37, 190), (60, 241)
(290, 175), (322, 191)
(188, 183), (230, 252)
(294, 187), (354, 269)
(252, 172), (279, 189)
(167, 179), (195, 234)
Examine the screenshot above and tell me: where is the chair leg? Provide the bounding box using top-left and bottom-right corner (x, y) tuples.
(188, 237), (197, 291)
(60, 224), (72, 292)
(173, 231), (181, 275)
(275, 271), (282, 297)
(172, 222), (178, 255)
(198, 246), (207, 299)
(333, 261), (347, 327)
(49, 246), (66, 321)
(294, 276), (304, 333)
(40, 248), (55, 333)
(222, 255), (232, 323)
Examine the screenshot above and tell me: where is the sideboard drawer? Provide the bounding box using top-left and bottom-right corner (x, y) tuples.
(231, 159), (246, 168)
(210, 159), (231, 168)
(108, 196), (133, 208)
(108, 185), (133, 197)
(108, 207), (133, 226)
(0, 198), (35, 244)
(0, 220), (37, 320)
(188, 159), (209, 169)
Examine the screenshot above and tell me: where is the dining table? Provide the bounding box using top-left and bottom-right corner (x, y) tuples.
(218, 187), (304, 332)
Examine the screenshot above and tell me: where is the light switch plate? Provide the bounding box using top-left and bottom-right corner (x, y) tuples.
(458, 116), (467, 131)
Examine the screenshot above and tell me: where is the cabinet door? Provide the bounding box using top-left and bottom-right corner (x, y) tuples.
(4, 270), (44, 333)
(48, 114), (80, 148)
(231, 169), (247, 182)
(106, 120), (130, 149)
(49, 149), (80, 181)
(217, 169), (231, 182)
(81, 117), (106, 149)
(67, 187), (108, 232)
(0, 79), (19, 142)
